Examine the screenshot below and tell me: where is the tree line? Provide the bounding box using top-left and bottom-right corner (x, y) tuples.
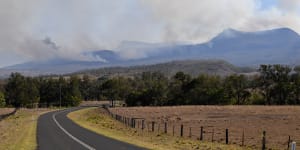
(0, 64), (299, 108)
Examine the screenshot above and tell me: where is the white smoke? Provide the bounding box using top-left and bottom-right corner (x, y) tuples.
(140, 0), (300, 42)
(0, 0), (300, 67)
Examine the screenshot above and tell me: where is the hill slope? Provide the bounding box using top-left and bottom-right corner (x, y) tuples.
(73, 60), (255, 77)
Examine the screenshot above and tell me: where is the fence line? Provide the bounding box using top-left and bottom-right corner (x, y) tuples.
(103, 106), (296, 150)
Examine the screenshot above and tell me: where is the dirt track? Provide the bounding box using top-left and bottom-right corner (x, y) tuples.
(109, 106), (300, 149)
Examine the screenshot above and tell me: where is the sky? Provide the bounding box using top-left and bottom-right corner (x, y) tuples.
(0, 0), (300, 67)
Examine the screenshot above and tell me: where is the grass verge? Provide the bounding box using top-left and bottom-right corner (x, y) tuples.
(0, 109), (52, 150)
(68, 107), (250, 150)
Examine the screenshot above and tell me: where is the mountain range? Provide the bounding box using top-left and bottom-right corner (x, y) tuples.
(1, 27), (299, 77)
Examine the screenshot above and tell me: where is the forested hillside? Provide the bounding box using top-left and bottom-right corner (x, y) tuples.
(74, 60), (255, 78)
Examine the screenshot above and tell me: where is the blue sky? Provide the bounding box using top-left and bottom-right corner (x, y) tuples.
(0, 0), (299, 67)
(259, 0), (277, 10)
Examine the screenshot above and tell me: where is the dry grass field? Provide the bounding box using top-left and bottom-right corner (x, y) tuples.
(69, 107), (243, 150)
(109, 106), (300, 149)
(0, 108), (54, 150)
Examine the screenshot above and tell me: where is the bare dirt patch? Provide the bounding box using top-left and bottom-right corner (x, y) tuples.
(0, 108), (15, 116)
(79, 101), (109, 106)
(109, 106), (300, 149)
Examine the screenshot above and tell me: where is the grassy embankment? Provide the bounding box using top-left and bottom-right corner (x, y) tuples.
(68, 107), (249, 150)
(0, 109), (52, 150)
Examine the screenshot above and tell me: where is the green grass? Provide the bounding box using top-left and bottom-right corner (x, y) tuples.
(68, 107), (251, 150)
(0, 109), (53, 150)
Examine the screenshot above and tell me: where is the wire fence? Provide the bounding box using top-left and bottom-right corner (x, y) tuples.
(104, 106), (298, 150)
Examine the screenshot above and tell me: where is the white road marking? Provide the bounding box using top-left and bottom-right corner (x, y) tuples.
(52, 109), (96, 150)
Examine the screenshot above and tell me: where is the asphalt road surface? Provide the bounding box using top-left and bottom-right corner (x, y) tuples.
(37, 107), (144, 150)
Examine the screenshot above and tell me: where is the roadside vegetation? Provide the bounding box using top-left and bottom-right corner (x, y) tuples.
(0, 109), (51, 150)
(68, 107), (247, 150)
(0, 64), (299, 108)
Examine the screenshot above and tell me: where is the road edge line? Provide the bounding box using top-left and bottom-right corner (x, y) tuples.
(52, 109), (96, 150)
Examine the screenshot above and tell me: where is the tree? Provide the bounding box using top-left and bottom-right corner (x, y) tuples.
(0, 92), (5, 107)
(102, 78), (120, 107)
(65, 76), (82, 106)
(5, 73), (26, 107)
(24, 77), (40, 108)
(295, 66), (300, 73)
(125, 72), (168, 106)
(139, 72), (168, 106)
(167, 72), (191, 105)
(80, 75), (92, 101)
(39, 76), (82, 107)
(290, 73), (300, 104)
(5, 73), (40, 107)
(224, 74), (251, 104)
(39, 78), (60, 107)
(258, 64), (293, 105)
(185, 75), (225, 105)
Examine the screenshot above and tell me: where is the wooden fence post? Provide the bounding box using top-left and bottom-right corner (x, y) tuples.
(226, 129), (229, 144)
(132, 118), (135, 128)
(242, 129), (245, 146)
(189, 127), (192, 138)
(152, 121), (155, 132)
(180, 124), (184, 137)
(142, 120), (144, 130)
(288, 136), (291, 150)
(212, 129), (214, 142)
(158, 123), (160, 133)
(164, 122), (167, 134)
(200, 126), (203, 141)
(262, 131), (266, 150)
(146, 122), (150, 132)
(173, 125), (175, 136)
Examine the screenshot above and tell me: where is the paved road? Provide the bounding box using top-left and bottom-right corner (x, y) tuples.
(37, 107), (144, 150)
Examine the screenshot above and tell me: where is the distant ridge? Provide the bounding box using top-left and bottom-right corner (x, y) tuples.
(72, 59), (255, 78)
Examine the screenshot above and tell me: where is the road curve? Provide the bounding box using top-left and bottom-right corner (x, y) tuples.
(37, 107), (144, 150)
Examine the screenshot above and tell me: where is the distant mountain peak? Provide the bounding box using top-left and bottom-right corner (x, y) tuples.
(211, 27), (300, 42)
(265, 27), (300, 37)
(270, 27), (297, 33)
(216, 28), (244, 39)
(218, 27), (299, 37)
(223, 28), (240, 33)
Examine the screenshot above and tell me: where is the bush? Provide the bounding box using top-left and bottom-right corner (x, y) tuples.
(249, 92), (265, 105)
(70, 96), (82, 106)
